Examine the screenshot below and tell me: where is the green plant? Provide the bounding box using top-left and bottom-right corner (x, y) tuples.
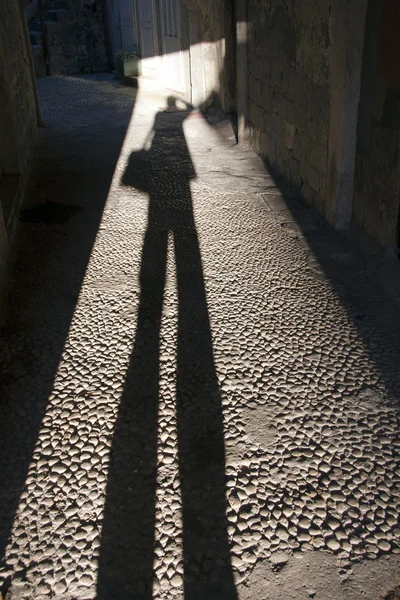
(117, 46), (140, 59)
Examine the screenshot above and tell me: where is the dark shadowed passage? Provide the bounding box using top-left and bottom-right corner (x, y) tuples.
(97, 98), (238, 600)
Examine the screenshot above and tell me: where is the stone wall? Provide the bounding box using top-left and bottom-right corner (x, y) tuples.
(1, 0), (38, 180)
(189, 0), (235, 112)
(0, 0), (38, 321)
(353, 0), (400, 248)
(246, 1), (333, 214)
(45, 0), (108, 75)
(353, 89), (400, 248)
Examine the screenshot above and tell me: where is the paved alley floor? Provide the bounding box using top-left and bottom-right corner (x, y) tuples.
(1, 75), (400, 600)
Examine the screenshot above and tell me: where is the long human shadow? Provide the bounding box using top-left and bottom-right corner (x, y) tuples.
(96, 99), (238, 599)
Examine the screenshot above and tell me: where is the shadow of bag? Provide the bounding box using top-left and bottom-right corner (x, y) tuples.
(121, 149), (151, 193)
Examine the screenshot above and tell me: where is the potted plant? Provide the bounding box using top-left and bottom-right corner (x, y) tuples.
(116, 47), (141, 78)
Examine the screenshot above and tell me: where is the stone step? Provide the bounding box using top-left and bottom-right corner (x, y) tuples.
(53, 0), (69, 8)
(29, 22), (41, 33)
(28, 7), (71, 28)
(27, 0), (71, 77)
(31, 44), (44, 55)
(29, 31), (42, 45)
(123, 74), (164, 92)
(46, 8), (72, 23)
(43, 9), (60, 22)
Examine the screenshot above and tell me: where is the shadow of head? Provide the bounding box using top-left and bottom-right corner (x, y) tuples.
(164, 95), (194, 114)
(120, 95), (197, 192)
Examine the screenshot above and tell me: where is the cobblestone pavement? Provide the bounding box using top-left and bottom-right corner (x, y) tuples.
(1, 75), (400, 600)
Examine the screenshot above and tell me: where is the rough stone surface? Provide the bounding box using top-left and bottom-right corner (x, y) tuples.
(247, 1), (332, 214)
(352, 0), (400, 249)
(353, 86), (400, 248)
(188, 0), (235, 112)
(33, 0), (108, 76)
(353, 0), (400, 251)
(0, 0), (37, 178)
(0, 0), (38, 322)
(1, 74), (400, 599)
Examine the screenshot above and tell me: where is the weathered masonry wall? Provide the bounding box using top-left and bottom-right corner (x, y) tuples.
(247, 1), (332, 215)
(188, 0), (235, 112)
(0, 0), (38, 321)
(353, 0), (400, 248)
(1, 0), (37, 182)
(33, 0), (108, 75)
(51, 0), (107, 74)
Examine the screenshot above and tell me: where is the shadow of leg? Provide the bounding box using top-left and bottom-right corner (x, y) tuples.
(97, 226), (168, 600)
(174, 221), (238, 600)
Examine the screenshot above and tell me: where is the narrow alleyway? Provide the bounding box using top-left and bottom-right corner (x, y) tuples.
(1, 75), (400, 600)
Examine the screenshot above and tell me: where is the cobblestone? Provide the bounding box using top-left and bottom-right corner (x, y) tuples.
(0, 75), (400, 599)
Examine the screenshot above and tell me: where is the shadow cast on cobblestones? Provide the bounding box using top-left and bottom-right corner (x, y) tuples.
(96, 99), (238, 599)
(1, 70), (400, 599)
(0, 77), (136, 593)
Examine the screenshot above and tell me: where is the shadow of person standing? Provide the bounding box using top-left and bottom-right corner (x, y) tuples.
(97, 97), (238, 600)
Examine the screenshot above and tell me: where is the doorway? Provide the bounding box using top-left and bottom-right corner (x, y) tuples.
(159, 0), (189, 95)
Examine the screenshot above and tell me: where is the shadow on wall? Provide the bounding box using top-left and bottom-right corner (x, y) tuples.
(96, 97), (238, 599)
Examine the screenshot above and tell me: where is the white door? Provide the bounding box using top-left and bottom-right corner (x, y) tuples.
(137, 0), (158, 77)
(106, 0), (137, 63)
(160, 0), (186, 94)
(119, 0), (136, 51)
(106, 0), (122, 62)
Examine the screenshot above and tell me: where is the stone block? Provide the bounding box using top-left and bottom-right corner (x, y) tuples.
(253, 127), (262, 154)
(301, 181), (316, 206)
(0, 206), (8, 325)
(284, 120), (296, 150)
(319, 174), (327, 201)
(293, 130), (302, 161)
(271, 112), (284, 139)
(309, 141), (328, 178)
(289, 156), (302, 189)
(253, 103), (264, 130)
(260, 131), (275, 163)
(252, 77), (262, 103)
(261, 83), (273, 113)
(306, 162), (320, 193)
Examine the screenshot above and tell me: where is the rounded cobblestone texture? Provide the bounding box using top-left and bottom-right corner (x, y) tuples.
(0, 75), (400, 599)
